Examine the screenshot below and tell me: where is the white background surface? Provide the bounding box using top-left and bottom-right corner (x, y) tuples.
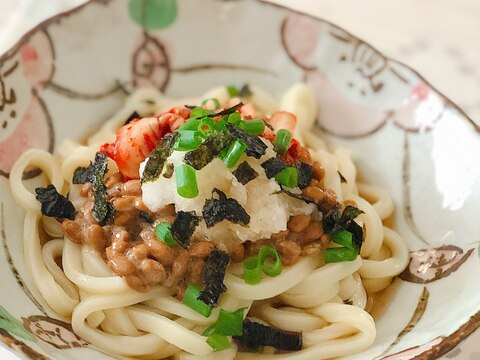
(0, 1), (479, 359)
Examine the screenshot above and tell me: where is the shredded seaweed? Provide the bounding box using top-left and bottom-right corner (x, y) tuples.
(35, 185), (76, 220)
(142, 132), (179, 183)
(297, 162), (312, 189)
(170, 211), (200, 248)
(238, 84), (252, 98)
(184, 104), (197, 109)
(232, 161), (258, 185)
(163, 163), (174, 179)
(338, 171), (347, 183)
(72, 163), (94, 184)
(234, 320), (302, 352)
(208, 102), (243, 118)
(226, 124), (267, 159)
(198, 249), (229, 307)
(124, 111), (140, 125)
(261, 158), (287, 179)
(183, 131), (234, 170)
(323, 205), (364, 249)
(90, 152), (115, 225)
(203, 189), (250, 228)
(138, 211), (154, 224)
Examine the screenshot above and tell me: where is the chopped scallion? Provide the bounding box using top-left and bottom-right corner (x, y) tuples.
(175, 130), (203, 151)
(202, 308), (245, 337)
(273, 129), (292, 155)
(176, 164), (199, 198)
(215, 118), (228, 132)
(274, 167), (298, 188)
(190, 107), (214, 119)
(239, 119), (265, 135)
(206, 334), (231, 352)
(332, 230), (354, 249)
(154, 222), (177, 247)
(227, 112), (241, 126)
(183, 284), (212, 317)
(243, 256), (261, 285)
(180, 118), (201, 131)
(226, 85), (238, 97)
(324, 246), (358, 264)
(258, 246), (283, 277)
(201, 98), (221, 110)
(198, 118), (215, 137)
(222, 140), (247, 168)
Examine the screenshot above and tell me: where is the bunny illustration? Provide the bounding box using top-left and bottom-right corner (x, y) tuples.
(0, 31), (54, 177)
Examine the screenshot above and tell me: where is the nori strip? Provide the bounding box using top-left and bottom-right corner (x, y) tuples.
(207, 102), (243, 118)
(163, 163), (174, 179)
(35, 185), (76, 220)
(323, 205), (364, 250)
(183, 131), (234, 170)
(226, 124), (267, 159)
(197, 249), (229, 307)
(261, 158), (286, 179)
(90, 152), (115, 225)
(202, 188), (250, 228)
(297, 162), (312, 189)
(170, 211), (200, 248)
(238, 84), (252, 98)
(233, 320), (302, 351)
(72, 163), (94, 184)
(124, 111), (140, 125)
(232, 161), (258, 185)
(338, 170), (347, 183)
(138, 211), (154, 224)
(142, 132), (179, 183)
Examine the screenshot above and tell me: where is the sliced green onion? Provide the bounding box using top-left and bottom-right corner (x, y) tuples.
(273, 129), (292, 155)
(239, 119), (265, 135)
(222, 140), (247, 168)
(258, 246), (283, 277)
(332, 230), (354, 249)
(202, 308), (245, 337)
(324, 247), (358, 264)
(176, 164), (199, 198)
(180, 118), (201, 131)
(206, 334), (231, 352)
(227, 112), (241, 126)
(215, 118), (228, 132)
(175, 130), (203, 151)
(275, 167), (298, 188)
(226, 85), (238, 97)
(201, 98), (221, 110)
(154, 222), (176, 247)
(183, 284), (212, 317)
(198, 118), (215, 137)
(243, 256), (261, 285)
(190, 107), (214, 119)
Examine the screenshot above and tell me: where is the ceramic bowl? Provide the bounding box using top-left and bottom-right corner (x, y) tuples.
(0, 0), (479, 359)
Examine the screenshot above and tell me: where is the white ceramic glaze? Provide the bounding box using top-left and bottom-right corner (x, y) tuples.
(0, 1), (479, 359)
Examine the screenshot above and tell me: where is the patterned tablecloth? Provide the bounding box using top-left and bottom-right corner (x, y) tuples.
(0, 1), (479, 359)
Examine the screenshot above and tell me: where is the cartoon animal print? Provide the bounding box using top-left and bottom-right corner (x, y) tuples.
(281, 13), (444, 137)
(0, 30), (54, 177)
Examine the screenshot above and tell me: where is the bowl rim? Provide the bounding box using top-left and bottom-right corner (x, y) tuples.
(0, 0), (478, 359)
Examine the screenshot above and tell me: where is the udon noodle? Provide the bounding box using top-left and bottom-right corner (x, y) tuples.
(9, 84), (409, 359)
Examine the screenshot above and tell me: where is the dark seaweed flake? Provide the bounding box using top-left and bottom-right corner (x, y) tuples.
(323, 205), (364, 250)
(208, 102), (243, 118)
(183, 131), (234, 170)
(197, 249), (229, 307)
(138, 211), (154, 224)
(202, 189), (250, 228)
(261, 158), (286, 179)
(226, 124), (267, 159)
(238, 84), (252, 98)
(142, 132), (179, 183)
(338, 171), (347, 183)
(124, 111), (140, 125)
(35, 185), (76, 220)
(232, 161), (258, 185)
(72, 163), (94, 184)
(170, 211), (200, 248)
(91, 152), (115, 225)
(233, 320), (302, 352)
(297, 162), (312, 189)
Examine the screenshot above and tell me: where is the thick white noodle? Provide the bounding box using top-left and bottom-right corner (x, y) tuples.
(9, 85), (409, 359)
